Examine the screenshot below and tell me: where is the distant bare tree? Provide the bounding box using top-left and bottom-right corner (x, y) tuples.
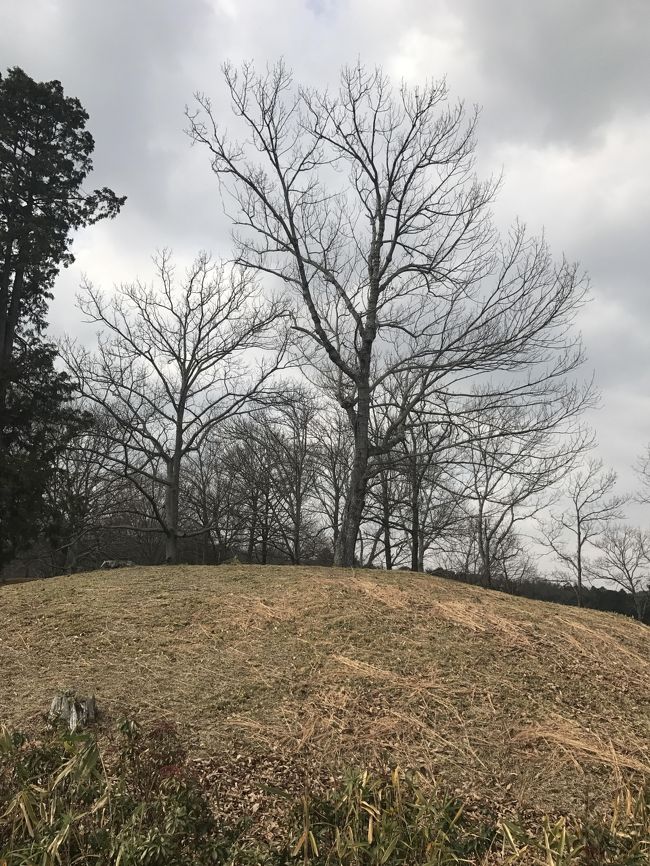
(396, 423), (463, 572)
(460, 399), (590, 587)
(61, 252), (286, 563)
(634, 444), (650, 504)
(363, 410), (462, 571)
(591, 525), (649, 621)
(263, 391), (322, 564)
(491, 529), (539, 591)
(188, 61), (590, 566)
(311, 405), (352, 552)
(539, 459), (627, 606)
(44, 421), (116, 573)
(362, 457), (405, 569)
(227, 418), (277, 563)
(223, 395), (323, 565)
(183, 438), (244, 563)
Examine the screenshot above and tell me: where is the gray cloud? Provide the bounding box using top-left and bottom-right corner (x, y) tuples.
(1, 0), (648, 502)
(456, 0), (650, 146)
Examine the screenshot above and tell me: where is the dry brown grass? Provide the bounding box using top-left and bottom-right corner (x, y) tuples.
(2, 564), (648, 822)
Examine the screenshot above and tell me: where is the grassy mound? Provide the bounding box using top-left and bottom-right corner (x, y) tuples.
(2, 565), (649, 830)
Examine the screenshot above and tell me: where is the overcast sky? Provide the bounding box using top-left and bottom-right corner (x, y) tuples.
(2, 0), (649, 503)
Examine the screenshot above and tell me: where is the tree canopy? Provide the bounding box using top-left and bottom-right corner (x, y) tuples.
(0, 66), (125, 568)
(0, 66), (125, 366)
(187, 62), (591, 566)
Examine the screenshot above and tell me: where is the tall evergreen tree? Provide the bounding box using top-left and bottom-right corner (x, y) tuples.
(0, 66), (125, 569)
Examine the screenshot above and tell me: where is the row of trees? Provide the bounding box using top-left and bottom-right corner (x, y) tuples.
(0, 64), (648, 620)
(14, 372), (650, 619)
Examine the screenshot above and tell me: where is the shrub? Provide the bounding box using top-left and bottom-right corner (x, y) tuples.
(1, 721), (647, 864)
(0, 720), (236, 865)
(291, 767), (495, 864)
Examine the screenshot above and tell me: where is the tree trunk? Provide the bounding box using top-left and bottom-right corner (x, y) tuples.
(260, 486), (270, 564)
(410, 499), (420, 573)
(165, 458), (179, 564)
(334, 463), (368, 566)
(477, 515), (492, 588)
(331, 489), (341, 549)
(334, 387), (370, 567)
(363, 526), (383, 568)
(576, 525), (584, 607)
(293, 486), (302, 565)
(381, 474), (393, 570)
(201, 528), (210, 565)
(417, 530), (425, 573)
(64, 538), (79, 574)
(199, 494), (211, 564)
(575, 572), (583, 607)
(247, 493), (258, 562)
(409, 457), (420, 572)
(293, 522), (301, 565)
(410, 528), (419, 572)
(165, 530), (177, 564)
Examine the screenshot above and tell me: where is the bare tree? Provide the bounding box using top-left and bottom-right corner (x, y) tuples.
(263, 391), (322, 564)
(634, 444), (650, 503)
(362, 456), (405, 569)
(311, 405), (352, 553)
(183, 437), (244, 563)
(227, 418), (278, 563)
(591, 525), (649, 621)
(363, 410), (462, 571)
(539, 459), (627, 606)
(188, 62), (590, 566)
(490, 528), (540, 592)
(44, 421), (117, 573)
(224, 395), (322, 565)
(396, 423), (463, 572)
(459, 399), (590, 587)
(61, 252), (286, 563)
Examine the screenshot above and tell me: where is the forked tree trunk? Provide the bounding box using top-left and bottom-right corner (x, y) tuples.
(334, 385), (371, 567)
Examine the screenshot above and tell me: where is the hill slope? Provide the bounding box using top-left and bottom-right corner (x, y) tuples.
(2, 565), (649, 820)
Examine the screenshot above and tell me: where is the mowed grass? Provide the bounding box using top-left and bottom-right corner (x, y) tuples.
(2, 564), (649, 825)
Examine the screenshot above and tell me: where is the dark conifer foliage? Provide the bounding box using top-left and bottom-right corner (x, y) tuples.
(0, 66), (125, 367)
(0, 342), (90, 566)
(0, 66), (125, 566)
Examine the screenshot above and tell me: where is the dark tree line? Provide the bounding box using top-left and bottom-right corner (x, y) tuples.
(5, 380), (648, 621)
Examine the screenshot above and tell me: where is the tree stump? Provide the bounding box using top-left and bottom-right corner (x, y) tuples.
(100, 559), (136, 569)
(48, 691), (97, 732)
